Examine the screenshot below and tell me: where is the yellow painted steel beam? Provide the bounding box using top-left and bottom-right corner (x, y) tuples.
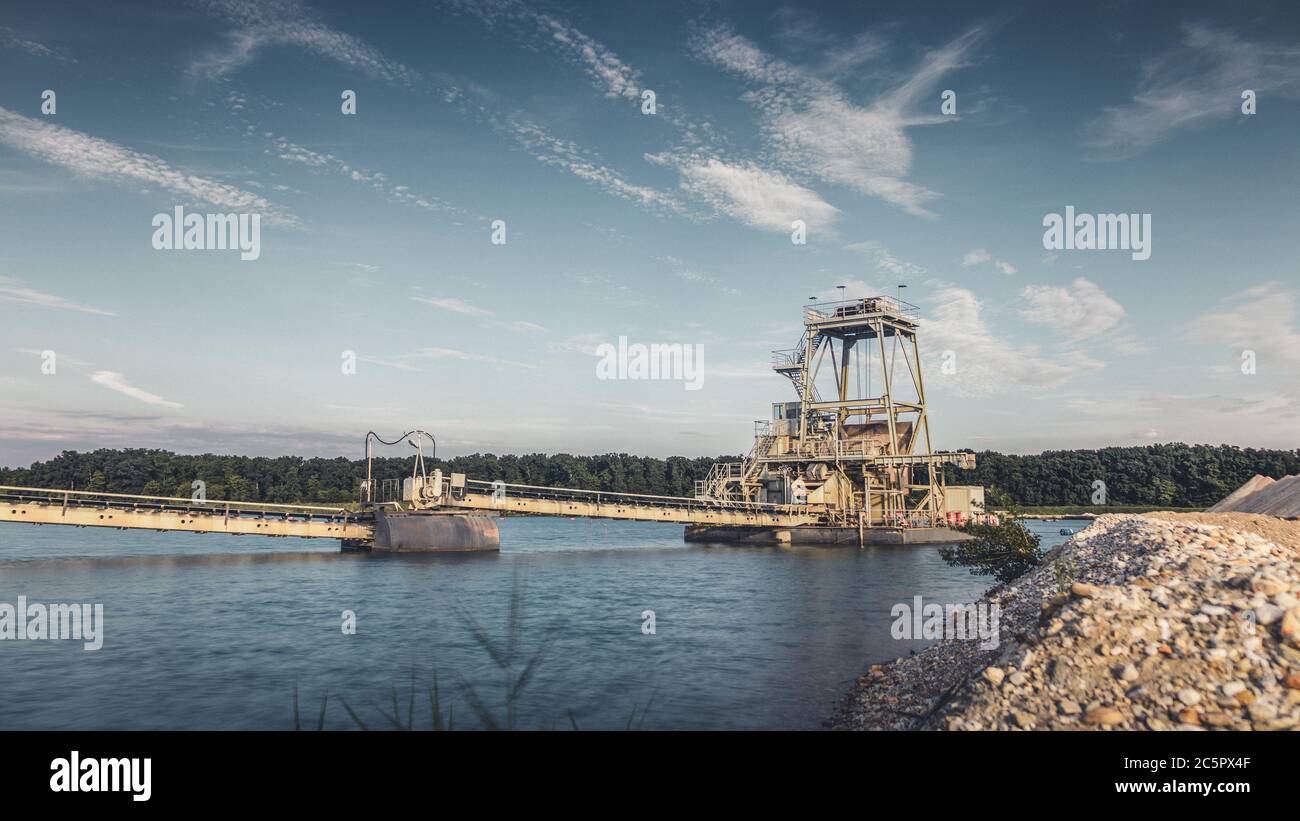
(0, 499), (371, 541)
(444, 490), (821, 527)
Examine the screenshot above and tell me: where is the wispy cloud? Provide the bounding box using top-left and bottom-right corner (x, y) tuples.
(491, 319), (548, 333)
(269, 133), (465, 215)
(648, 154), (837, 233)
(410, 296), (547, 333)
(0, 277), (115, 316)
(0, 26), (71, 61)
(1085, 23), (1300, 158)
(962, 247), (1017, 274)
(1190, 281), (1300, 368)
(506, 118), (682, 213)
(416, 347), (531, 368)
(1019, 277), (1125, 341)
(656, 255), (741, 295)
(192, 0), (417, 84)
(564, 272), (645, 307)
(362, 346), (532, 371)
(691, 22), (990, 217)
(448, 0), (640, 99)
(548, 331), (606, 357)
(90, 371), (183, 409)
(924, 285), (1102, 395)
(0, 107), (293, 224)
(845, 241), (926, 277)
(410, 296), (492, 316)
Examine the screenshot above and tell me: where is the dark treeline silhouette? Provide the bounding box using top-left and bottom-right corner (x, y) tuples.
(0, 449), (733, 504)
(957, 444), (1300, 508)
(1, 443), (1296, 508)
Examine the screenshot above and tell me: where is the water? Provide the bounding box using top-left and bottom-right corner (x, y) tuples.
(0, 517), (1082, 730)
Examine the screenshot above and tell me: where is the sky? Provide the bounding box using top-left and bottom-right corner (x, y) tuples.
(1, 0), (1299, 467)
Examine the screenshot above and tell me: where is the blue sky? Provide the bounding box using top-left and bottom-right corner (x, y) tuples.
(1, 0), (1298, 467)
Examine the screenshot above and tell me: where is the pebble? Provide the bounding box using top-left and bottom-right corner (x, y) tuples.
(1255, 604), (1285, 625)
(831, 515), (1300, 733)
(1178, 687), (1202, 706)
(1071, 582), (1101, 599)
(1083, 706), (1124, 726)
(1282, 609), (1300, 647)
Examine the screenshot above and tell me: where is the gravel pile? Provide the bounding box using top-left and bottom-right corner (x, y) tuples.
(1209, 474), (1300, 517)
(830, 513), (1300, 730)
(1208, 475), (1277, 513)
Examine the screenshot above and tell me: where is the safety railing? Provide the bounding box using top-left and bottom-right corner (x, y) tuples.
(0, 485), (354, 523)
(803, 295), (919, 323)
(463, 478), (818, 515)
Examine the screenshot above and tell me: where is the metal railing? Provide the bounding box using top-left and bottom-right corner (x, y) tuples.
(750, 440), (975, 467)
(0, 485), (354, 524)
(463, 478), (816, 515)
(771, 349), (801, 367)
(803, 295), (919, 323)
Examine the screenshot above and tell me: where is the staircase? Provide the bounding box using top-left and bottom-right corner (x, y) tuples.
(694, 431), (775, 501)
(772, 338), (821, 403)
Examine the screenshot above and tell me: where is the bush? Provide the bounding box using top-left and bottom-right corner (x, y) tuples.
(939, 501), (1043, 584)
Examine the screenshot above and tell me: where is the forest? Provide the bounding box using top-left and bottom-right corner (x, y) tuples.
(2, 443), (1297, 509)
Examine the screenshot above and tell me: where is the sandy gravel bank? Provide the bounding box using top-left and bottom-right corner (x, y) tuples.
(830, 513), (1300, 730)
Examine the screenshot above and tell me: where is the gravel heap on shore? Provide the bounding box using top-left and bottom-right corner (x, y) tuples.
(831, 513), (1300, 730)
(1209, 474), (1300, 517)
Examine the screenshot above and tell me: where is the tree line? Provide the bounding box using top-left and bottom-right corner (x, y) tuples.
(956, 444), (1300, 508)
(1, 443), (1296, 508)
(0, 449), (732, 504)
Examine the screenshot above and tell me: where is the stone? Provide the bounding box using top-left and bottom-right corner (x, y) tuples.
(1255, 604), (1285, 626)
(982, 666), (1005, 687)
(1177, 687), (1201, 706)
(1083, 706), (1124, 726)
(1071, 582), (1101, 599)
(1281, 608), (1300, 647)
(1248, 701), (1278, 722)
(1010, 711), (1035, 729)
(1202, 712), (1233, 727)
(1253, 578), (1285, 596)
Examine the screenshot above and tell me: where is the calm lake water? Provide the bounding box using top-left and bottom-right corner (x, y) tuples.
(0, 517), (1082, 730)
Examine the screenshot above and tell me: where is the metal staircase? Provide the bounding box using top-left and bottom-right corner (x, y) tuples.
(695, 427), (775, 501)
(771, 337), (821, 403)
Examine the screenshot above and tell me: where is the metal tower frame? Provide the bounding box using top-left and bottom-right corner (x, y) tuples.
(697, 294), (974, 526)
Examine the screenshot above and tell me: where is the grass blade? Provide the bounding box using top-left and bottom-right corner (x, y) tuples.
(340, 698), (370, 731)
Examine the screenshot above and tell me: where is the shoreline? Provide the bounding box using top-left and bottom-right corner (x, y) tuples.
(828, 512), (1300, 730)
